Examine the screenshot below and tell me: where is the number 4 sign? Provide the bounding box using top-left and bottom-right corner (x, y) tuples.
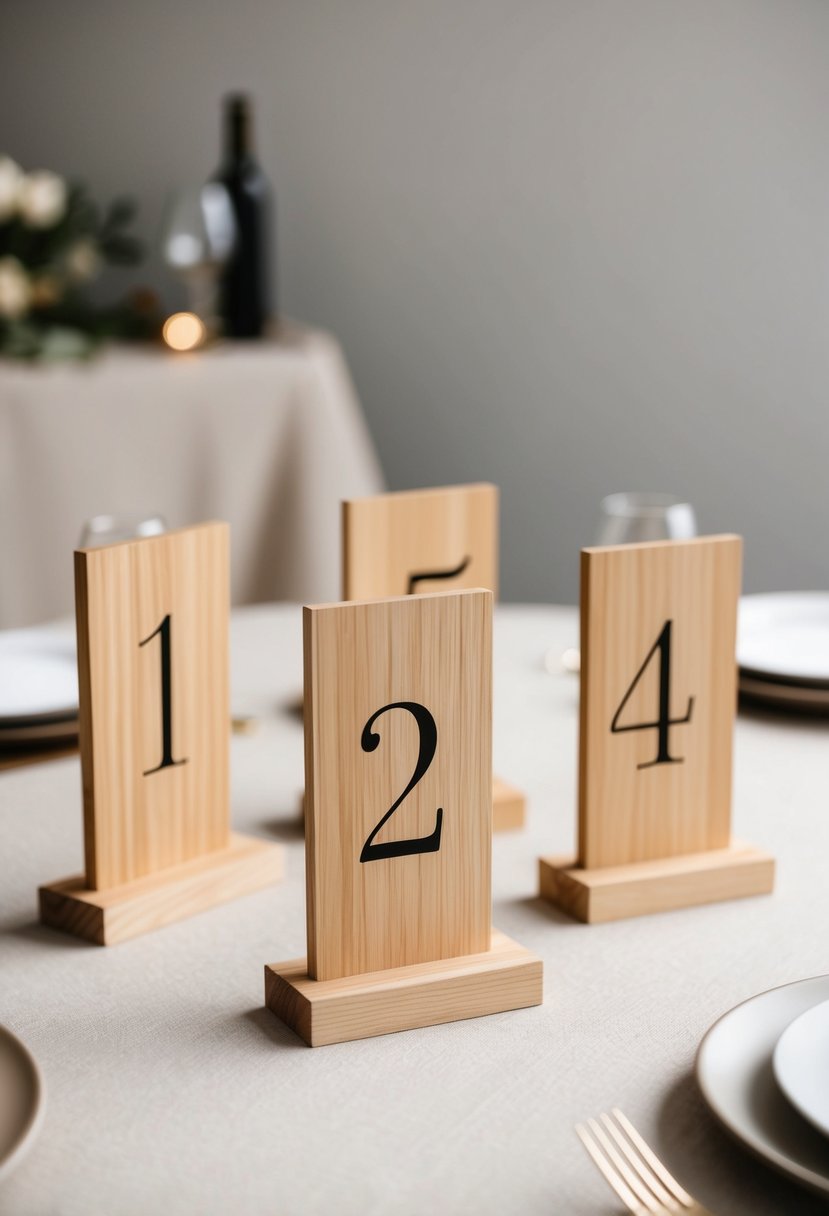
(39, 523), (283, 944)
(540, 535), (774, 922)
(265, 589), (542, 1045)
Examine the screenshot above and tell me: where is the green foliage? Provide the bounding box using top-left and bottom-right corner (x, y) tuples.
(0, 168), (160, 361)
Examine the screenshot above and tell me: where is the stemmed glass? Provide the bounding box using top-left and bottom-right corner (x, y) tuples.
(552, 493), (698, 675)
(160, 184), (236, 328)
(78, 513), (167, 549)
(594, 493), (697, 547)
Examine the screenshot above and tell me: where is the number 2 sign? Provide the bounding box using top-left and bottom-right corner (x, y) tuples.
(267, 586), (542, 1045)
(304, 589), (493, 980)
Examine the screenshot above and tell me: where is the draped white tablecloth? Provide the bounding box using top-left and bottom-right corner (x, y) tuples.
(1, 605), (827, 1215)
(0, 327), (383, 628)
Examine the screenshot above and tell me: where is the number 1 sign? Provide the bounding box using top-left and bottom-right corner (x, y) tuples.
(539, 535), (774, 922)
(265, 589), (542, 1045)
(39, 522), (283, 944)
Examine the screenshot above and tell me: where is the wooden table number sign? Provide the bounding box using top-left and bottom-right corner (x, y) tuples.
(539, 535), (775, 923)
(265, 589), (542, 1046)
(39, 522), (283, 945)
(342, 483), (525, 831)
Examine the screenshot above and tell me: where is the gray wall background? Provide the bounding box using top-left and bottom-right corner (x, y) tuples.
(2, 0), (828, 602)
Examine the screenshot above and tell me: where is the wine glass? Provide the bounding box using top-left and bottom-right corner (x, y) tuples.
(595, 493), (697, 547)
(160, 184), (236, 326)
(78, 513), (167, 549)
(550, 493), (698, 675)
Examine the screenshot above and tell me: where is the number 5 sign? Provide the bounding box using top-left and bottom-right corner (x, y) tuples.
(342, 483), (498, 601)
(265, 589), (542, 1045)
(341, 483), (526, 832)
(540, 535), (774, 922)
(39, 522), (282, 944)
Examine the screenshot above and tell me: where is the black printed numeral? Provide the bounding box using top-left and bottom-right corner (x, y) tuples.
(610, 620), (694, 768)
(360, 701), (442, 863)
(407, 556), (470, 595)
(139, 614), (187, 776)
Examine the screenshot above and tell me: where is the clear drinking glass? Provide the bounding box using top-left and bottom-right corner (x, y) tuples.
(594, 493), (697, 547)
(78, 513), (167, 549)
(160, 183), (236, 325)
(551, 493), (698, 674)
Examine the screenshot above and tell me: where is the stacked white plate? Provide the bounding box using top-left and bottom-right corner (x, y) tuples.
(738, 594), (829, 714)
(0, 1026), (45, 1182)
(0, 621), (79, 748)
(697, 978), (829, 1194)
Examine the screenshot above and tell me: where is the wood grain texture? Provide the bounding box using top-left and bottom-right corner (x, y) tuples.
(75, 522), (230, 889)
(492, 777), (526, 831)
(39, 832), (283, 945)
(342, 484), (498, 601)
(300, 774), (524, 833)
(539, 843), (775, 924)
(304, 589), (492, 981)
(265, 930), (542, 1047)
(579, 535), (742, 869)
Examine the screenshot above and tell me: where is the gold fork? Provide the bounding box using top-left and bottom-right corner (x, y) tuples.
(576, 1108), (714, 1215)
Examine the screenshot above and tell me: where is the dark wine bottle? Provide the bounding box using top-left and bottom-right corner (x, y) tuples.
(215, 94), (274, 338)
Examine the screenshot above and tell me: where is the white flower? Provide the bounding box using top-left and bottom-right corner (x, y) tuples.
(65, 239), (100, 282)
(18, 170), (67, 228)
(0, 156), (23, 223)
(0, 257), (32, 319)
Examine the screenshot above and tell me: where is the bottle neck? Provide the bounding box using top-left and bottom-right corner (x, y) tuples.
(225, 98), (253, 164)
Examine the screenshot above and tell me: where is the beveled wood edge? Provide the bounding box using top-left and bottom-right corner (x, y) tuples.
(264, 929), (543, 1047)
(539, 842), (775, 924)
(39, 831), (282, 945)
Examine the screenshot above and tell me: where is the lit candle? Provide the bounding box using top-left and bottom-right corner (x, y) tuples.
(162, 312), (205, 352)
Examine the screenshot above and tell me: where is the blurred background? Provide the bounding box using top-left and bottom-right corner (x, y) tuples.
(1, 0), (828, 608)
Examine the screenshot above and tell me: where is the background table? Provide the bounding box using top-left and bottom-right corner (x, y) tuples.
(1, 605), (827, 1215)
(0, 327), (383, 629)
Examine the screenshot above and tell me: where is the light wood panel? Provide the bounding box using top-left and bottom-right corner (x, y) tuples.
(342, 484), (498, 601)
(304, 589), (492, 981)
(40, 832), (281, 945)
(265, 930), (542, 1047)
(538, 843), (775, 924)
(76, 522), (230, 889)
(342, 483), (526, 830)
(492, 777), (526, 832)
(299, 774), (525, 833)
(579, 535), (742, 869)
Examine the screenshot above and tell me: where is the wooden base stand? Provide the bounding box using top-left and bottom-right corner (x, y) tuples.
(492, 776), (526, 832)
(264, 929), (542, 1047)
(39, 832), (283, 945)
(539, 840), (774, 924)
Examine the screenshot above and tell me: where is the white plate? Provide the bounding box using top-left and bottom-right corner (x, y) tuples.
(774, 999), (829, 1139)
(697, 975), (829, 1196)
(739, 675), (829, 714)
(0, 1025), (45, 1184)
(0, 717), (79, 747)
(738, 594), (829, 685)
(0, 621), (78, 721)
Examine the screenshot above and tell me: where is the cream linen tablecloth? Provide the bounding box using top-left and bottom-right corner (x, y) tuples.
(1, 605), (827, 1215)
(0, 327), (383, 628)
